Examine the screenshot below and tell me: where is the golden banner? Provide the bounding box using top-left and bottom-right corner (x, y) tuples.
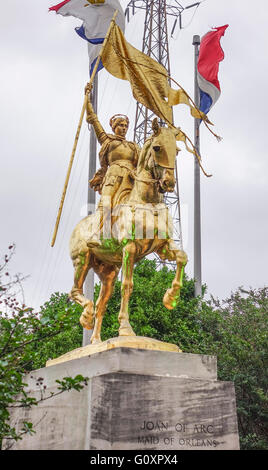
(101, 24), (211, 126)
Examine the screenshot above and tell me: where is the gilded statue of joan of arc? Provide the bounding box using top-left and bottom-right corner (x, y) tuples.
(85, 86), (140, 211)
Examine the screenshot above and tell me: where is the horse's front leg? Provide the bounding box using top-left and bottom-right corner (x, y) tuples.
(159, 241), (188, 310)
(118, 241), (136, 336)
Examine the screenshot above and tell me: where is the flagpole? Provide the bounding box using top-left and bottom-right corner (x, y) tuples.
(83, 74), (98, 347)
(193, 34), (202, 297)
(51, 10), (118, 248)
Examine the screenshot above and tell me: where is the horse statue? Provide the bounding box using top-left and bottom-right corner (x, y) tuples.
(69, 118), (188, 344)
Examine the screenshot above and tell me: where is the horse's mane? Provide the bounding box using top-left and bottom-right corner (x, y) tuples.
(137, 135), (153, 173)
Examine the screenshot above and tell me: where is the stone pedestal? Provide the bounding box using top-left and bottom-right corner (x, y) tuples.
(3, 343), (240, 450)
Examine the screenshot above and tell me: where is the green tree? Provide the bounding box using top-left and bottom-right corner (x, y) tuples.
(0, 247), (88, 448)
(30, 292), (83, 370)
(207, 287), (268, 450)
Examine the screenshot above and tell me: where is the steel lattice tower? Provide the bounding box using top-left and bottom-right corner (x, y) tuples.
(126, 0), (190, 264)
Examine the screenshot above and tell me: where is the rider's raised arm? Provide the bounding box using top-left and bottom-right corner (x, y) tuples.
(85, 86), (107, 145)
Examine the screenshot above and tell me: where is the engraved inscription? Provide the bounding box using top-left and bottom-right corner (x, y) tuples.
(137, 420), (220, 448)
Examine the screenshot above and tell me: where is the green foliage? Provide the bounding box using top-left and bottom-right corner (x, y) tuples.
(30, 293), (83, 370)
(205, 287), (268, 450)
(55, 375), (89, 392)
(0, 247), (88, 447)
(98, 259), (216, 354)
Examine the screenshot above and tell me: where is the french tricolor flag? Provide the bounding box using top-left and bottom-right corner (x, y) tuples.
(49, 0), (125, 75)
(197, 25), (228, 115)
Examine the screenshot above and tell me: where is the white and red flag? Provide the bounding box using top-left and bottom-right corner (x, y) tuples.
(197, 25), (228, 114)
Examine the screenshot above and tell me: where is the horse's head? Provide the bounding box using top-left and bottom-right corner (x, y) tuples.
(149, 118), (180, 193)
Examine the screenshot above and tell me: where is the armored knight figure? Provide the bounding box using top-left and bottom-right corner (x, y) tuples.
(85, 85), (140, 211)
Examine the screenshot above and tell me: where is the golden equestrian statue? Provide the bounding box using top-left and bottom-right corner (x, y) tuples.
(50, 16), (217, 350)
(68, 85), (188, 345)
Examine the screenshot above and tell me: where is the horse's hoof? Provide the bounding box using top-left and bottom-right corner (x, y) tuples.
(119, 326), (136, 337)
(79, 301), (94, 330)
(163, 289), (179, 310)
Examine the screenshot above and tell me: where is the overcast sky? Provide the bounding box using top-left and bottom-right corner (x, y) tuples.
(0, 0), (267, 312)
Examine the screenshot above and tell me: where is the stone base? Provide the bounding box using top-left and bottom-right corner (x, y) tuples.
(46, 336), (181, 367)
(3, 347), (240, 450)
